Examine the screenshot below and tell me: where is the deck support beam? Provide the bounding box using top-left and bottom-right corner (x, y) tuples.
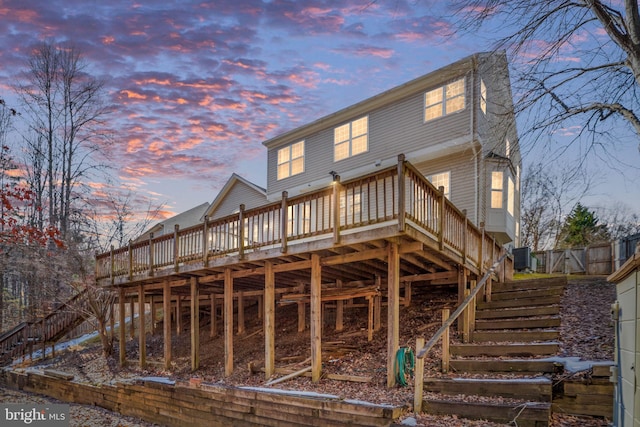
(163, 281), (172, 369)
(310, 254), (322, 382)
(224, 268), (234, 376)
(264, 261), (275, 379)
(191, 277), (200, 371)
(387, 242), (400, 388)
(138, 284), (146, 368)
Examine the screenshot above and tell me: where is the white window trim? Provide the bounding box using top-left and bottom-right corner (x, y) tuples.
(277, 140), (305, 180)
(334, 116), (369, 162)
(424, 77), (466, 122)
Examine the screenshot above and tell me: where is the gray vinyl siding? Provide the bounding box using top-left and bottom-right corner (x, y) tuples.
(413, 149), (479, 226)
(210, 182), (268, 220)
(267, 77), (473, 198)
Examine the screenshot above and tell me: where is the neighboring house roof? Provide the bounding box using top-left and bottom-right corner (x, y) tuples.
(137, 202), (210, 241)
(203, 173), (267, 220)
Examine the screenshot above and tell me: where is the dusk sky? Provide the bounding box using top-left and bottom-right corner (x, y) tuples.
(1, 0), (638, 221)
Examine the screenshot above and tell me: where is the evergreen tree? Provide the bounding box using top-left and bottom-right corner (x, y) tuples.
(557, 203), (609, 248)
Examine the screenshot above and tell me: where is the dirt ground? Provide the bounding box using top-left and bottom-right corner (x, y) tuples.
(2, 276), (616, 427)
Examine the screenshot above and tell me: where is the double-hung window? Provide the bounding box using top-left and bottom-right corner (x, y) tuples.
(334, 116), (368, 161)
(427, 171), (451, 199)
(424, 78), (466, 121)
(491, 171), (503, 209)
(277, 141), (304, 180)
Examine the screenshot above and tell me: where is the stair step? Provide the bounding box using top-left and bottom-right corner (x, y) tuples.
(492, 277), (567, 293)
(449, 359), (559, 374)
(423, 399), (551, 427)
(490, 287), (565, 301)
(423, 377), (552, 401)
(477, 295), (561, 310)
(451, 342), (560, 357)
(472, 330), (560, 343)
(475, 317), (561, 330)
(476, 306), (559, 320)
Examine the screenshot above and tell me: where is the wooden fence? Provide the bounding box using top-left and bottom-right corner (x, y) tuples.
(96, 156), (506, 285)
(533, 242), (614, 275)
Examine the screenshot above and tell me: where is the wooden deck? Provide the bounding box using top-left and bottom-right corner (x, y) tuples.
(94, 155), (512, 387)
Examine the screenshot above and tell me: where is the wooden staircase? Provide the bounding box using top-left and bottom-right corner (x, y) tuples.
(0, 290), (91, 366)
(421, 277), (567, 427)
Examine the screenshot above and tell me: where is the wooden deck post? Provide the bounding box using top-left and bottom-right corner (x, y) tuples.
(367, 296), (374, 341)
(128, 240), (133, 281)
(224, 268), (234, 376)
(238, 204), (245, 259)
(457, 267), (468, 336)
(149, 232), (155, 277)
(280, 191), (288, 253)
(264, 261), (275, 379)
(176, 296), (182, 336)
(442, 308), (450, 373)
(468, 279), (477, 341)
(397, 154), (406, 233)
(150, 296), (156, 335)
(129, 298), (135, 339)
(109, 245), (115, 286)
(210, 294), (217, 338)
(310, 253), (322, 382)
(163, 281), (172, 369)
(173, 224), (180, 273)
(374, 275), (381, 331)
(387, 242), (400, 388)
(138, 284), (146, 368)
(335, 279), (343, 331)
(297, 283), (306, 332)
(237, 291), (245, 335)
(438, 186), (446, 250)
(203, 215), (209, 267)
(414, 337), (425, 413)
(119, 288), (126, 367)
(190, 277), (199, 371)
(332, 176), (341, 244)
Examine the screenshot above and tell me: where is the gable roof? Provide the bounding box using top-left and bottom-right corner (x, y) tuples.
(136, 202), (210, 241)
(203, 173), (267, 219)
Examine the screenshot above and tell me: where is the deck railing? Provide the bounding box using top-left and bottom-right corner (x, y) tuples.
(96, 155), (505, 284)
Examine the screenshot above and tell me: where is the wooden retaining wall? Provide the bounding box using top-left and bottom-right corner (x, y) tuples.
(0, 369), (405, 427)
(552, 365), (614, 419)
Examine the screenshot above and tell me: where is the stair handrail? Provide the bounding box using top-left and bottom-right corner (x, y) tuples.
(416, 252), (508, 360)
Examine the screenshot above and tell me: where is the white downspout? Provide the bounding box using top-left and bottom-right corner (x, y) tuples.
(469, 65), (479, 225)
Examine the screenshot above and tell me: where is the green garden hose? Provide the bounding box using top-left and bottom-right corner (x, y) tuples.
(394, 346), (415, 387)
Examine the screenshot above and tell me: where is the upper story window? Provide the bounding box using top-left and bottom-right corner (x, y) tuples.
(277, 141), (304, 180)
(334, 116), (368, 161)
(491, 171), (503, 209)
(427, 171), (450, 199)
(480, 79), (487, 114)
(505, 138), (511, 158)
(424, 78), (465, 122)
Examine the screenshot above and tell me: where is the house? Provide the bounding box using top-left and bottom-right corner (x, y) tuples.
(263, 50), (520, 246)
(608, 245), (640, 426)
(135, 202), (209, 241)
(203, 173), (268, 220)
(95, 51), (518, 389)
